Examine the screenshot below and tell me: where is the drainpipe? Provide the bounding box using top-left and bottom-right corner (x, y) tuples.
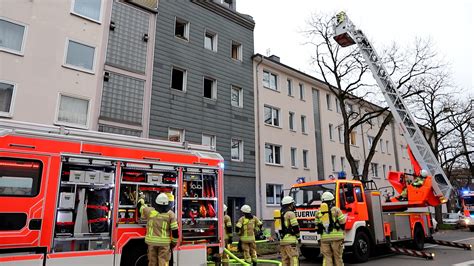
(255, 55), (264, 218)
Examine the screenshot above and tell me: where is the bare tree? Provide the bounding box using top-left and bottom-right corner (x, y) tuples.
(305, 13), (443, 181)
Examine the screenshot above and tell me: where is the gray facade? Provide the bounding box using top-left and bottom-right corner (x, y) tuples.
(149, 1), (256, 210)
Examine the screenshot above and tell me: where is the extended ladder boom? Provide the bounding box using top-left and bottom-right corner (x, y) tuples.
(332, 12), (452, 200)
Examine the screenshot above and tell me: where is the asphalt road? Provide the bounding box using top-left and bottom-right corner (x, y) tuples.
(262, 229), (474, 266)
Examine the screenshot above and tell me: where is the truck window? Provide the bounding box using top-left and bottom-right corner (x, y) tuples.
(291, 183), (336, 207)
(0, 158), (42, 197)
(355, 186), (364, 202)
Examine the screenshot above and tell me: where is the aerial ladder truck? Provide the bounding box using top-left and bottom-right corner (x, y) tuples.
(280, 12), (471, 263)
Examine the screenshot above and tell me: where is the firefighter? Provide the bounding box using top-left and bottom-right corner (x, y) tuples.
(280, 196), (300, 266)
(413, 169), (428, 188)
(138, 193), (178, 266)
(235, 204), (263, 265)
(315, 191), (346, 266)
(222, 204), (233, 266)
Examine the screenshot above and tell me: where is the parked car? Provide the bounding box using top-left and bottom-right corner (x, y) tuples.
(442, 212), (463, 228)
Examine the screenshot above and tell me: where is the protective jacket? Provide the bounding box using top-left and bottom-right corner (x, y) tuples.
(236, 215), (262, 243)
(141, 205), (178, 246)
(280, 210), (300, 245)
(315, 203), (346, 242)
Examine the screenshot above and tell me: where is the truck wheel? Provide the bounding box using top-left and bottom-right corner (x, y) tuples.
(300, 246), (320, 261)
(120, 240), (148, 266)
(412, 224), (425, 251)
(469, 226), (474, 232)
(352, 230), (370, 263)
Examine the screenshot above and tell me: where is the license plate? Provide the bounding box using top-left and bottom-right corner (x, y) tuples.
(302, 235), (318, 241)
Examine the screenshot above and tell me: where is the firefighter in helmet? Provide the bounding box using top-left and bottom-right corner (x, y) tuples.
(235, 204), (262, 265)
(413, 169), (428, 188)
(222, 204), (233, 266)
(315, 191), (346, 266)
(280, 196), (301, 265)
(138, 193), (179, 266)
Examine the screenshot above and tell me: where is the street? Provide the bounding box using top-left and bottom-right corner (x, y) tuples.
(264, 229), (474, 266)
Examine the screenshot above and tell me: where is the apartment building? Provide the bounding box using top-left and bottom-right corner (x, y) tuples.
(254, 55), (416, 221)
(148, 0), (256, 222)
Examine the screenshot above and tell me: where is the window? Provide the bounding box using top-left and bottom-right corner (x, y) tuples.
(231, 86), (242, 107)
(338, 127), (343, 143)
(287, 79), (293, 96)
(301, 115), (307, 133)
(203, 77), (216, 99)
(175, 17), (189, 40)
(335, 98), (341, 113)
(263, 71), (277, 90)
(355, 186), (364, 202)
(383, 164), (387, 179)
(289, 112), (295, 131)
(57, 94), (89, 127)
(265, 143), (281, 165)
(202, 134), (216, 149)
(340, 157), (345, 170)
(0, 81), (15, 117)
(331, 155), (336, 171)
(231, 41), (242, 61)
(171, 67), (186, 91)
(204, 30), (217, 51)
(380, 139), (385, 153)
(71, 0), (101, 22)
(386, 140), (390, 154)
(329, 124), (334, 140)
(219, 0), (234, 9)
(389, 165), (392, 171)
(299, 83), (305, 100)
(0, 158), (42, 197)
(264, 106), (280, 127)
(350, 131), (357, 145)
(168, 128), (184, 142)
(0, 18), (26, 54)
(291, 147), (297, 167)
(231, 139), (243, 161)
(370, 163), (379, 178)
(266, 184), (282, 205)
(326, 94), (332, 110)
(368, 136), (374, 149)
(303, 150), (308, 169)
(346, 103), (353, 114)
(65, 40), (95, 71)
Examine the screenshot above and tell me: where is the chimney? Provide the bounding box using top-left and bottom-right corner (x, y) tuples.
(268, 55), (280, 62)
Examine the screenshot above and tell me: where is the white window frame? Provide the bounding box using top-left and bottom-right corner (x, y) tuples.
(291, 147), (297, 168)
(338, 126), (343, 143)
(299, 83), (305, 100)
(380, 139), (385, 153)
(368, 135), (374, 149)
(174, 17), (190, 41)
(0, 17), (28, 55)
(289, 112), (295, 131)
(335, 98), (341, 113)
(54, 93), (91, 129)
(203, 76), (217, 100)
(371, 162), (379, 178)
(301, 115), (307, 133)
(350, 131), (357, 146)
(383, 164), (387, 179)
(265, 143), (282, 165)
(331, 155), (336, 171)
(0, 80), (17, 118)
(263, 70), (278, 91)
(386, 140), (390, 154)
(264, 105), (280, 127)
(231, 40), (242, 61)
(231, 85), (243, 108)
(63, 38), (96, 74)
(231, 138), (244, 162)
(340, 156), (345, 170)
(168, 128), (184, 142)
(326, 94), (332, 110)
(204, 29), (217, 52)
(287, 79), (293, 96)
(170, 66), (187, 92)
(303, 150), (309, 169)
(70, 0), (103, 24)
(266, 183), (282, 205)
(329, 123), (334, 140)
(202, 133), (216, 150)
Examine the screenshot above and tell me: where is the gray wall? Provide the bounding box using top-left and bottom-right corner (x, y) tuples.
(149, 1), (256, 209)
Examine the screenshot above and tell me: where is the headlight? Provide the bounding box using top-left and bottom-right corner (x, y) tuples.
(464, 218), (470, 224)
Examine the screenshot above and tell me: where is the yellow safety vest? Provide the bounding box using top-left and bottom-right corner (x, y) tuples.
(281, 210), (299, 245)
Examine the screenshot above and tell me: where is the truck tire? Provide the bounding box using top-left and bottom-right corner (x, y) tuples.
(300, 246), (320, 261)
(412, 224), (425, 251)
(469, 226), (474, 232)
(352, 230), (370, 263)
(120, 240), (148, 266)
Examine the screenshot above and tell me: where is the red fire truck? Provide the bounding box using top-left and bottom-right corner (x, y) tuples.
(0, 120), (224, 266)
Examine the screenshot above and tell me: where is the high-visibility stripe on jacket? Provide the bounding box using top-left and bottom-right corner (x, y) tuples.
(315, 206), (346, 241)
(141, 205), (178, 246)
(236, 215), (262, 243)
(281, 211), (300, 245)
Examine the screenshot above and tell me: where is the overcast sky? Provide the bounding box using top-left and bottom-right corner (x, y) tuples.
(237, 0), (473, 93)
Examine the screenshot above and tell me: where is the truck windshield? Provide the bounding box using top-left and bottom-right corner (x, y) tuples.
(290, 183), (336, 208)
(464, 196), (474, 205)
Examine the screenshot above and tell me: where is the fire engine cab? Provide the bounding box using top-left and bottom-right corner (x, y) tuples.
(0, 120), (224, 266)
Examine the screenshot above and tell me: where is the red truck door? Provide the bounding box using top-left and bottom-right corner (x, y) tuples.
(0, 152), (51, 249)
